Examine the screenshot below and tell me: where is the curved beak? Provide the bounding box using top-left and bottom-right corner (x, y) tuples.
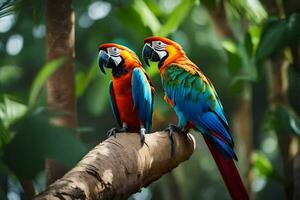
(142, 43), (161, 66)
(98, 50), (116, 74)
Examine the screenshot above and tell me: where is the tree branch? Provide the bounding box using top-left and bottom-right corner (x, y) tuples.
(46, 0), (76, 185)
(35, 131), (195, 200)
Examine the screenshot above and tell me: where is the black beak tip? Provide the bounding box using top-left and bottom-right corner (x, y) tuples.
(142, 44), (152, 67)
(100, 66), (106, 74)
(142, 54), (150, 67)
(98, 50), (109, 74)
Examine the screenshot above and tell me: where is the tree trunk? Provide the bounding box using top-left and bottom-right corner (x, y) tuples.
(282, 1), (300, 198)
(268, 55), (298, 200)
(46, 0), (77, 186)
(34, 131), (195, 200)
(294, 151), (300, 199)
(207, 1), (253, 192)
(20, 180), (36, 199)
(231, 84), (253, 189)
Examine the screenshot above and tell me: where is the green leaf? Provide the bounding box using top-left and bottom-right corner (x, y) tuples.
(244, 33), (253, 57)
(0, 96), (26, 152)
(287, 13), (300, 44)
(116, 6), (151, 37)
(132, 0), (161, 34)
(226, 0), (267, 23)
(248, 25), (262, 51)
(227, 52), (242, 76)
(290, 115), (300, 136)
(76, 59), (99, 98)
(144, 0), (164, 17)
(222, 40), (238, 53)
(0, 95), (27, 128)
(251, 151), (284, 184)
(251, 151), (273, 178)
(255, 19), (288, 62)
(222, 40), (243, 76)
(0, 65), (22, 87)
(157, 0), (194, 37)
(2, 111), (87, 179)
(201, 0), (218, 9)
(86, 73), (112, 116)
(0, 120), (11, 150)
(28, 58), (65, 107)
(264, 104), (300, 137)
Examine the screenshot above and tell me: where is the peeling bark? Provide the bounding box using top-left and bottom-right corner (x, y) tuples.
(35, 131), (195, 200)
(46, 0), (77, 185)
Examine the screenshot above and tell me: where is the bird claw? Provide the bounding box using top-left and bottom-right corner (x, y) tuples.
(164, 124), (189, 156)
(140, 128), (146, 147)
(106, 127), (128, 138)
(164, 124), (179, 157)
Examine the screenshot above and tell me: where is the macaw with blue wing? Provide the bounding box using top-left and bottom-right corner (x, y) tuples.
(142, 37), (249, 200)
(98, 43), (154, 145)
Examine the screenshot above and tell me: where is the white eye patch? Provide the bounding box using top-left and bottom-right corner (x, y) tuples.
(152, 40), (167, 51)
(106, 47), (122, 66)
(107, 47), (120, 57)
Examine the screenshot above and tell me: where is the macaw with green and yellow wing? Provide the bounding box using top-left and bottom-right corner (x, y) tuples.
(142, 36), (249, 200)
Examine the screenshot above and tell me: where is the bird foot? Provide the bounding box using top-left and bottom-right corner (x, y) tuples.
(107, 127), (129, 138)
(164, 124), (189, 156)
(140, 128), (146, 147)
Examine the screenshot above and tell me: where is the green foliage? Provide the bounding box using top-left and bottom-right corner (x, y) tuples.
(0, 65), (22, 88)
(256, 14), (300, 62)
(251, 151), (284, 183)
(222, 40), (242, 76)
(0, 96), (27, 128)
(76, 59), (99, 98)
(1, 0), (300, 198)
(255, 18), (287, 62)
(0, 0), (45, 21)
(264, 104), (300, 138)
(227, 0), (267, 24)
(133, 0), (195, 37)
(252, 151), (273, 178)
(156, 0), (195, 37)
(287, 13), (300, 45)
(133, 0), (161, 34)
(28, 58), (65, 107)
(2, 109), (87, 179)
(86, 73), (112, 116)
(222, 33), (257, 95)
(0, 96), (27, 151)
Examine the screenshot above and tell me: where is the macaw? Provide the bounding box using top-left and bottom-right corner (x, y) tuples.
(98, 43), (154, 145)
(142, 37), (249, 200)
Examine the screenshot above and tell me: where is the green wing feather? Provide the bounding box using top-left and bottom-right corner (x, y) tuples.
(162, 64), (217, 109)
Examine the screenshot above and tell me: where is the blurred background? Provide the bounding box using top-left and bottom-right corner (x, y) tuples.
(0, 0), (300, 199)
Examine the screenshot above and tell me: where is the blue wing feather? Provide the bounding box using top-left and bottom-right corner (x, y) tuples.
(109, 81), (122, 127)
(163, 65), (235, 159)
(132, 68), (153, 132)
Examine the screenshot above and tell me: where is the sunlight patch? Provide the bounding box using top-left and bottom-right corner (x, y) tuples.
(6, 34), (23, 56)
(88, 1), (111, 20)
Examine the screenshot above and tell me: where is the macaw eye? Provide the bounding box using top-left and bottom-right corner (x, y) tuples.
(108, 47), (120, 56)
(153, 41), (166, 51)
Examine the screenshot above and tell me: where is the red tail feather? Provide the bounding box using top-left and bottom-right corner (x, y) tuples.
(203, 136), (249, 200)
